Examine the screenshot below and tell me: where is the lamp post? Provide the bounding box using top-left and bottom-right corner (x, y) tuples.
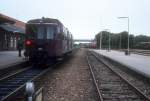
(118, 17), (130, 55)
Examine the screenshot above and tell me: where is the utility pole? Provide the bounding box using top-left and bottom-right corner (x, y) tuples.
(118, 17), (130, 55)
(103, 29), (111, 52)
(100, 31), (102, 50)
(108, 31), (111, 51)
(119, 34), (121, 49)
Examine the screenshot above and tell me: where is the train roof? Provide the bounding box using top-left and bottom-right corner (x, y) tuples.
(27, 18), (63, 26)
(27, 17), (73, 36)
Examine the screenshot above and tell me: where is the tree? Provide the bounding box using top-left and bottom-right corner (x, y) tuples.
(95, 31), (150, 50)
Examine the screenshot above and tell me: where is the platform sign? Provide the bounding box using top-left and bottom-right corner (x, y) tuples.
(34, 87), (43, 101)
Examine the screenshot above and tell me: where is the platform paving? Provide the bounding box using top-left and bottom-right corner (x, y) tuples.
(0, 51), (25, 69)
(92, 49), (150, 78)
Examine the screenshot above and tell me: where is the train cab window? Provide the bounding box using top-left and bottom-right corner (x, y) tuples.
(37, 26), (45, 39)
(47, 26), (54, 39)
(26, 25), (36, 39)
(57, 27), (61, 33)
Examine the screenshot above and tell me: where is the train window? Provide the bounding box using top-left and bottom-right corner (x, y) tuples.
(57, 27), (61, 33)
(26, 25), (36, 39)
(47, 26), (54, 39)
(37, 26), (45, 39)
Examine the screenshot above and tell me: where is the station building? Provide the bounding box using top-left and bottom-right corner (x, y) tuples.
(0, 13), (25, 51)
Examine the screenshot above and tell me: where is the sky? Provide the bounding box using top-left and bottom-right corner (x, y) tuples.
(1, 0), (150, 39)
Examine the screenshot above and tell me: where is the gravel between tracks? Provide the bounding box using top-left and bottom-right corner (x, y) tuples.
(39, 49), (99, 101)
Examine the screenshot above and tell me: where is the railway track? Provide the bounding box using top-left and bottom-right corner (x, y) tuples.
(0, 62), (30, 81)
(93, 51), (150, 100)
(131, 50), (150, 56)
(118, 49), (150, 56)
(0, 63), (58, 101)
(87, 51), (150, 101)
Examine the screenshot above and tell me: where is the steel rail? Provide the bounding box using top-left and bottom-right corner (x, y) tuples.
(0, 67), (32, 81)
(118, 49), (150, 56)
(86, 55), (104, 101)
(0, 62), (60, 101)
(91, 51), (150, 101)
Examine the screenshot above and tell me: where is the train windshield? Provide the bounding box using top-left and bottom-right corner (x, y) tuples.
(46, 26), (55, 39)
(27, 24), (55, 39)
(37, 26), (45, 39)
(37, 26), (55, 39)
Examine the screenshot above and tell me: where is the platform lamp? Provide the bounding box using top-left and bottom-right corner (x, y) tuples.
(118, 17), (130, 55)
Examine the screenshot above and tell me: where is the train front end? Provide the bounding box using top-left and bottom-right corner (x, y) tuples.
(25, 20), (57, 64)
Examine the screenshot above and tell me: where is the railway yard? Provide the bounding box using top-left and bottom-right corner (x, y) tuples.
(0, 49), (150, 101)
(1, 1), (150, 101)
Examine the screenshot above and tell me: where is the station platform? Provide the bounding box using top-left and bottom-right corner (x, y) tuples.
(0, 51), (25, 69)
(92, 49), (150, 78)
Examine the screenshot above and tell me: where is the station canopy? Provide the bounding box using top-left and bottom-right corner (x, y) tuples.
(0, 23), (25, 34)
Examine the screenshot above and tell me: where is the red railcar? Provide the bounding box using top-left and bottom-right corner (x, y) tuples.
(25, 18), (73, 64)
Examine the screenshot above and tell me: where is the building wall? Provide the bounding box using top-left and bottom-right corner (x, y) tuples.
(0, 13), (25, 51)
(0, 28), (25, 50)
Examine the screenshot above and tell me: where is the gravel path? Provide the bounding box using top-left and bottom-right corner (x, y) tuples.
(40, 49), (99, 101)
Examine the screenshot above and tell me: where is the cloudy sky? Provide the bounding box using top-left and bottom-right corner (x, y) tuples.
(1, 0), (150, 39)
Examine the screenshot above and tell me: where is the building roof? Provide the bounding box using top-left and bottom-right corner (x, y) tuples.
(0, 13), (25, 33)
(0, 23), (25, 34)
(0, 14), (15, 24)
